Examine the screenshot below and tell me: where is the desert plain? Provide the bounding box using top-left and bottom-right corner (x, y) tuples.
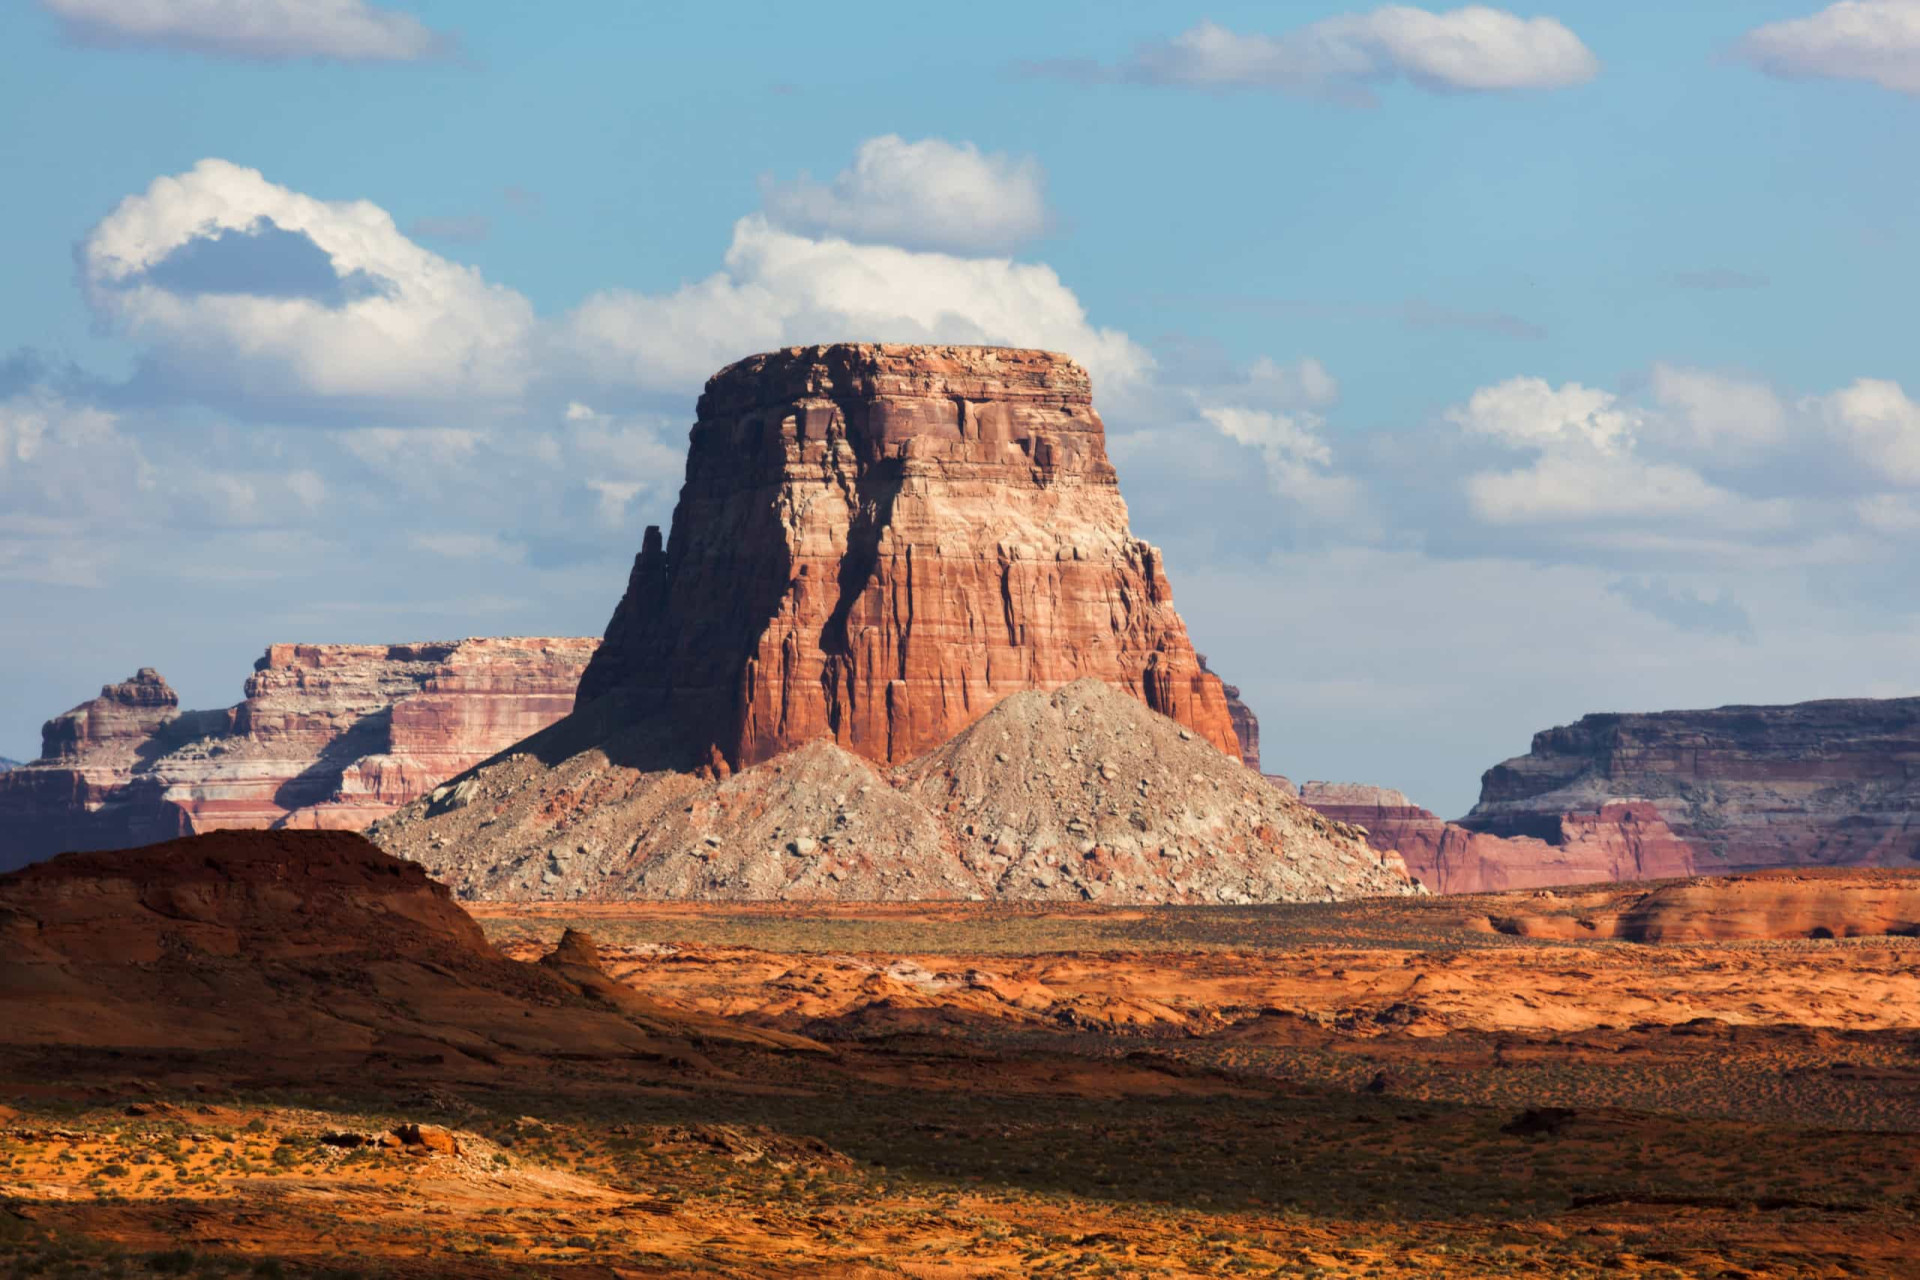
(4, 858), (1918, 1279)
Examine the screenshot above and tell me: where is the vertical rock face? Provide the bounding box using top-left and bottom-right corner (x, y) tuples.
(1463, 699), (1920, 874)
(576, 344), (1242, 771)
(0, 639), (598, 871)
(1197, 654), (1261, 772)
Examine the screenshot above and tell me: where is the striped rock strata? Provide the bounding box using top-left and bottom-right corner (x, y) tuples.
(577, 343), (1243, 771)
(0, 639), (597, 871)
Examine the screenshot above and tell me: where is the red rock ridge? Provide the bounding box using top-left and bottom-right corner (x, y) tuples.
(0, 638), (597, 871)
(1296, 782), (1695, 894)
(575, 343), (1242, 771)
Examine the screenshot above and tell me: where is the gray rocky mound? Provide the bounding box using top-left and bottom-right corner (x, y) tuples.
(369, 679), (1417, 904)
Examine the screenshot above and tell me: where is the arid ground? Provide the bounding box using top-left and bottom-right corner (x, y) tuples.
(6, 877), (1920, 1278)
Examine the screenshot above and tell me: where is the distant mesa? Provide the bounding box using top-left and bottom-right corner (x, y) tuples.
(1463, 698), (1920, 874)
(371, 344), (1404, 904)
(1294, 695), (1920, 894)
(0, 639), (597, 873)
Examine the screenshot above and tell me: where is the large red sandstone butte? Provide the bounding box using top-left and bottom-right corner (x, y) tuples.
(577, 344), (1242, 771)
(0, 639), (597, 872)
(372, 346), (1406, 905)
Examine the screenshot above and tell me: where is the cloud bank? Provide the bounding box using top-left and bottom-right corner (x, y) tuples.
(39, 0), (443, 62)
(1736, 1), (1920, 95)
(760, 135), (1050, 255)
(1032, 6), (1598, 101)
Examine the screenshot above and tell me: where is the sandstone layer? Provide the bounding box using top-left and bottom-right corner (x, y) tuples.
(372, 679), (1416, 904)
(1298, 782), (1695, 894)
(1464, 698), (1920, 874)
(575, 344), (1241, 770)
(0, 638), (597, 871)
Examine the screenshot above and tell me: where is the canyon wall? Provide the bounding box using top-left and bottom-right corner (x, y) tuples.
(0, 638), (597, 872)
(575, 343), (1242, 771)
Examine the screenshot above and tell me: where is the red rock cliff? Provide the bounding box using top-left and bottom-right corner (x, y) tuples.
(577, 343), (1242, 770)
(1463, 698), (1920, 874)
(0, 638), (597, 871)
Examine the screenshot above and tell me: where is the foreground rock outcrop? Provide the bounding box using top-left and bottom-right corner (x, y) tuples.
(1463, 698), (1920, 875)
(373, 679), (1415, 903)
(576, 344), (1243, 770)
(1298, 782), (1695, 894)
(0, 639), (597, 871)
(0, 829), (816, 1069)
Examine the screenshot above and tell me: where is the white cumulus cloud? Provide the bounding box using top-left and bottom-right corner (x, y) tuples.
(760, 136), (1049, 255)
(1447, 375), (1773, 529)
(1202, 405), (1361, 520)
(1120, 7), (1598, 98)
(1736, 1), (1920, 95)
(1464, 452), (1751, 525)
(1445, 375), (1638, 453)
(562, 214), (1150, 401)
(1813, 377), (1920, 484)
(39, 0), (442, 62)
(1648, 363), (1789, 454)
(80, 159), (534, 410)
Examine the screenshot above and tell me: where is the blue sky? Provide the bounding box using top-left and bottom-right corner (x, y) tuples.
(4, 0), (1919, 815)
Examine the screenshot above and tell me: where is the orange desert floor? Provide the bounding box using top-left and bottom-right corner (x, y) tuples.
(8, 882), (1920, 1278)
